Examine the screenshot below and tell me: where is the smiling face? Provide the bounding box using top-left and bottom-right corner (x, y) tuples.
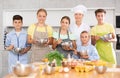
(74, 13), (84, 22)
(95, 9), (106, 24)
(37, 11), (47, 24)
(96, 12), (105, 24)
(60, 16), (70, 30)
(37, 9), (47, 24)
(80, 32), (90, 44)
(13, 20), (23, 30)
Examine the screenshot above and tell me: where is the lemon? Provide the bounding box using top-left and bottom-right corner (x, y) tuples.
(75, 66), (80, 72)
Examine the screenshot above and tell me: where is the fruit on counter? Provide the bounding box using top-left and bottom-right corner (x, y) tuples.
(39, 65), (43, 70)
(58, 67), (64, 73)
(55, 66), (70, 73)
(84, 66), (94, 72)
(55, 66), (62, 72)
(62, 61), (68, 67)
(39, 64), (46, 70)
(71, 60), (78, 68)
(42, 58), (48, 62)
(84, 61), (95, 66)
(84, 60), (107, 66)
(75, 66), (83, 72)
(32, 62), (46, 72)
(62, 58), (67, 61)
(66, 59), (78, 68)
(95, 60), (107, 66)
(75, 66), (79, 72)
(75, 65), (94, 72)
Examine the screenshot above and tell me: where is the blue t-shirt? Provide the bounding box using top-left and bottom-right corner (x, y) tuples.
(77, 44), (99, 61)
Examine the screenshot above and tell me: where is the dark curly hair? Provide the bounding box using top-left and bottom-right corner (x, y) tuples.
(13, 15), (23, 22)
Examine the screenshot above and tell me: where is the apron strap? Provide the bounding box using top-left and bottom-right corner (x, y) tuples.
(32, 24), (38, 49)
(45, 25), (48, 38)
(58, 28), (70, 39)
(33, 24), (48, 39)
(33, 24), (38, 39)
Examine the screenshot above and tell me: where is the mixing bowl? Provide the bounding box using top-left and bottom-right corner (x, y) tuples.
(61, 41), (72, 46)
(13, 48), (24, 54)
(95, 66), (107, 74)
(79, 50), (88, 56)
(13, 63), (33, 77)
(61, 41), (72, 50)
(37, 38), (48, 45)
(44, 65), (55, 75)
(101, 33), (112, 41)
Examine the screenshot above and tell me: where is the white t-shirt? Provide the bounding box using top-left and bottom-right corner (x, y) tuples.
(53, 31), (76, 40)
(69, 22), (90, 46)
(15, 32), (20, 37)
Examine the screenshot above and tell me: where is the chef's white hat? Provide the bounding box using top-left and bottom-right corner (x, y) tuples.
(71, 5), (87, 14)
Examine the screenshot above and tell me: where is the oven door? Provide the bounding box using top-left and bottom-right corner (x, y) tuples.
(116, 34), (120, 49)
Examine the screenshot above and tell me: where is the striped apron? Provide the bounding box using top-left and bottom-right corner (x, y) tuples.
(30, 25), (51, 62)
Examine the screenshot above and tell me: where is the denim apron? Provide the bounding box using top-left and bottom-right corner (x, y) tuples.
(30, 25), (51, 62)
(56, 29), (73, 58)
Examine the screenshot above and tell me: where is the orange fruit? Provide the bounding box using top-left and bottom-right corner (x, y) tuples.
(75, 66), (80, 72)
(42, 58), (48, 62)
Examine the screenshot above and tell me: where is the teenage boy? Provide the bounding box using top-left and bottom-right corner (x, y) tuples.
(5, 15), (31, 73)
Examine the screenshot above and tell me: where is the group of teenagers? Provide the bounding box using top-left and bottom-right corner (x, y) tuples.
(5, 5), (117, 73)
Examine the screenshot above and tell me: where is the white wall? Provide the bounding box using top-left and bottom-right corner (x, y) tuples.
(3, 8), (115, 28)
(0, 0), (3, 50)
(3, 0), (115, 9)
(1, 0), (120, 49)
(1, 0), (118, 51)
(116, 0), (120, 13)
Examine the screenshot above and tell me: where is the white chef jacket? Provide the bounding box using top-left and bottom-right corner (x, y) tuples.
(69, 22), (91, 47)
